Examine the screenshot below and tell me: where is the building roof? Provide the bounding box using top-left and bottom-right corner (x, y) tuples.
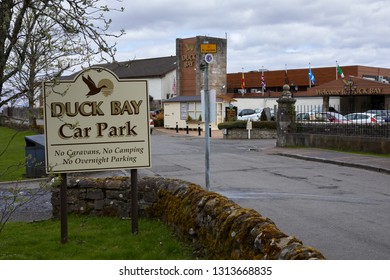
(164, 95), (201, 103)
(64, 56), (177, 80)
(227, 65), (390, 90)
(164, 95), (234, 103)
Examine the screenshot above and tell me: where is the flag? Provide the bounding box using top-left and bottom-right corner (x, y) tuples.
(261, 71), (266, 91)
(337, 64), (344, 79)
(172, 77), (176, 95)
(284, 65), (289, 84)
(308, 68), (316, 86)
(241, 72), (245, 90)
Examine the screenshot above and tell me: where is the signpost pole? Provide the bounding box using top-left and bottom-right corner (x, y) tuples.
(204, 61), (211, 191)
(60, 173), (68, 244)
(131, 169), (138, 234)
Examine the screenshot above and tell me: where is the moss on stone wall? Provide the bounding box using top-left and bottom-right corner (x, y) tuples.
(143, 178), (325, 260)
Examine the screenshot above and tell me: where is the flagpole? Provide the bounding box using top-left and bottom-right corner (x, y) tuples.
(336, 61), (338, 80)
(261, 66), (264, 96)
(241, 67), (245, 95)
(309, 62), (312, 88)
(284, 64), (289, 84)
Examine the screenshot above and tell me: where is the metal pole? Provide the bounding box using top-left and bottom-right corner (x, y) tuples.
(60, 173), (68, 244)
(204, 62), (210, 190)
(131, 169), (138, 234)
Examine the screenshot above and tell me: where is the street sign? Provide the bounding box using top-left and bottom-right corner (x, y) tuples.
(201, 43), (217, 53)
(43, 67), (151, 173)
(205, 53), (214, 64)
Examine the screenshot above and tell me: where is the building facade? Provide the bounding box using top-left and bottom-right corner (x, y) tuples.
(227, 66), (390, 113)
(176, 36), (227, 97)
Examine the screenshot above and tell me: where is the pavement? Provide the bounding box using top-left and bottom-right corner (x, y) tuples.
(1, 127), (389, 222)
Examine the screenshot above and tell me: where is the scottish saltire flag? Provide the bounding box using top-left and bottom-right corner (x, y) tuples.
(308, 68), (316, 85)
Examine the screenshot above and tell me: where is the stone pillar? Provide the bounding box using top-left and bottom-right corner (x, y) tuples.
(276, 85), (297, 147)
(322, 95), (330, 111)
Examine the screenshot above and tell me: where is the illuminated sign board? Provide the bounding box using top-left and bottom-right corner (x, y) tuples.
(43, 67), (151, 173)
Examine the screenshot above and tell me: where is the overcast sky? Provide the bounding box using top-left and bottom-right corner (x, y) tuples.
(103, 0), (390, 73)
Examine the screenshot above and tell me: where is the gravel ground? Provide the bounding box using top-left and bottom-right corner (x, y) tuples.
(0, 179), (53, 222)
(0, 170), (129, 223)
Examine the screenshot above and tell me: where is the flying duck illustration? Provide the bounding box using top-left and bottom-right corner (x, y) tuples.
(82, 75), (107, 97)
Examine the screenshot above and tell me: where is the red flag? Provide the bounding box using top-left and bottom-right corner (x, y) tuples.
(172, 77), (176, 95)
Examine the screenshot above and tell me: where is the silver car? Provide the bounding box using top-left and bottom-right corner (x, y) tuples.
(345, 113), (384, 124)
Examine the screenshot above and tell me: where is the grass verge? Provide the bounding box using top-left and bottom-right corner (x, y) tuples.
(0, 215), (197, 260)
(0, 126), (36, 182)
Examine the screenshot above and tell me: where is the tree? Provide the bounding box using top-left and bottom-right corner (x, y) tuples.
(0, 0), (124, 112)
(0, 0), (124, 232)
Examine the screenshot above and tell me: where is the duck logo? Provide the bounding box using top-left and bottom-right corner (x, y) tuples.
(82, 75), (114, 97)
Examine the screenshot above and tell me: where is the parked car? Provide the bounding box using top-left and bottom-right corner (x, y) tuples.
(150, 119), (154, 133)
(296, 112), (317, 121)
(366, 109), (390, 116)
(345, 113), (383, 124)
(296, 111), (348, 123)
(365, 110), (390, 122)
(237, 108), (260, 121)
(327, 112), (349, 123)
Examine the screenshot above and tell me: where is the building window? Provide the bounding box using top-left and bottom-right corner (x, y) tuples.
(180, 103), (188, 120)
(180, 102), (202, 120)
(187, 102), (202, 120)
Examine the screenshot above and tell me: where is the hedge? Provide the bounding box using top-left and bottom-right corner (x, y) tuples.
(218, 121), (276, 130)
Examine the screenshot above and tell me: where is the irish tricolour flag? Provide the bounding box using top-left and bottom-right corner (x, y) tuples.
(337, 64), (344, 79)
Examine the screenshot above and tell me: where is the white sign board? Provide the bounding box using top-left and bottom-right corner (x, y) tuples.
(201, 89), (216, 123)
(43, 67), (151, 173)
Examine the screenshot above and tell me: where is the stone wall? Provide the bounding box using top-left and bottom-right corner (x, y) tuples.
(222, 128), (277, 139)
(286, 133), (390, 154)
(52, 176), (325, 260)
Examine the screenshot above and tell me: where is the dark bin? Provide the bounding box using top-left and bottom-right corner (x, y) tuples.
(25, 135), (46, 178)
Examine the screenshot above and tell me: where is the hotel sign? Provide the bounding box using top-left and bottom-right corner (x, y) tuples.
(316, 87), (383, 96)
(43, 67), (151, 173)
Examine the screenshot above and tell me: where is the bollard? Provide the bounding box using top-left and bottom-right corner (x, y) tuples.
(209, 125), (212, 138)
(246, 119), (252, 139)
(186, 122), (189, 134)
(198, 124), (201, 136)
(176, 122), (178, 133)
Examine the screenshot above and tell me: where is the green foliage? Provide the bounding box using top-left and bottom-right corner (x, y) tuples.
(0, 216), (196, 260)
(218, 121), (276, 130)
(153, 110), (164, 127)
(0, 126), (36, 182)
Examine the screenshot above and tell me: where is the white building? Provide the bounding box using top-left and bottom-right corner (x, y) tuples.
(66, 56), (177, 109)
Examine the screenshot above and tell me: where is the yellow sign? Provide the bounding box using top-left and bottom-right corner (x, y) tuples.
(201, 43), (217, 53)
(43, 67), (151, 173)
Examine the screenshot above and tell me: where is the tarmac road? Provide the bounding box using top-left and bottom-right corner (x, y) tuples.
(146, 129), (390, 260)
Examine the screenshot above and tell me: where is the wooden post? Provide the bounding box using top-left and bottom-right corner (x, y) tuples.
(131, 169), (138, 234)
(60, 173), (68, 244)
